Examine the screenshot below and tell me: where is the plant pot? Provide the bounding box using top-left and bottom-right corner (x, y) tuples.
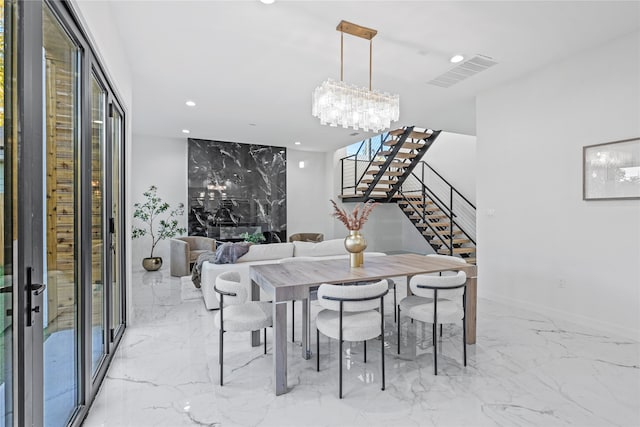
(142, 257), (163, 271)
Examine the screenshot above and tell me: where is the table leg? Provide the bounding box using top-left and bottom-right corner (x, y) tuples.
(301, 298), (312, 360)
(251, 280), (261, 347)
(465, 275), (477, 344)
(273, 301), (288, 395)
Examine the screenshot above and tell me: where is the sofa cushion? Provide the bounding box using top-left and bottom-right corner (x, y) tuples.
(293, 238), (347, 257)
(236, 242), (294, 263)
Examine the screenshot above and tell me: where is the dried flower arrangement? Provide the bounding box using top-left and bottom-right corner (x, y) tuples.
(330, 199), (380, 230)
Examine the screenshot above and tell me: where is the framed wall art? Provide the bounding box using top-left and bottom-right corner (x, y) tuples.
(583, 138), (640, 200)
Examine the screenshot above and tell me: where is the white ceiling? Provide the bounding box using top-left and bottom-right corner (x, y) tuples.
(108, 0), (640, 152)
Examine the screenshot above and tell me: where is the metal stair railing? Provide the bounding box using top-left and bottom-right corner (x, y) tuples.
(400, 162), (476, 256)
(400, 173), (459, 255)
(415, 161), (476, 244)
(340, 132), (388, 198)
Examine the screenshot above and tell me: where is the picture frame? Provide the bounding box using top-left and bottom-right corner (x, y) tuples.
(583, 138), (640, 200)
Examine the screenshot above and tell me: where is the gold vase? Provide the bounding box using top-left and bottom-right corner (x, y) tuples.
(344, 230), (367, 268)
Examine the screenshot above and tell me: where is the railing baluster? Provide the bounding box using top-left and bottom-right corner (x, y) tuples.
(449, 186), (454, 256)
(341, 158), (344, 196)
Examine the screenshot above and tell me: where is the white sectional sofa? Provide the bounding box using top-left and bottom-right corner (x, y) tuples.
(200, 238), (384, 310)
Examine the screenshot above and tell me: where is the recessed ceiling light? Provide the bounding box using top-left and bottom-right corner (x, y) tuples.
(185, 100), (196, 107)
(294, 141), (301, 145)
(450, 55), (464, 64)
(260, 0), (275, 4)
(182, 129), (190, 134)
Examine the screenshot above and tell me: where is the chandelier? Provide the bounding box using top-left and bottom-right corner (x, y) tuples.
(312, 20), (399, 133)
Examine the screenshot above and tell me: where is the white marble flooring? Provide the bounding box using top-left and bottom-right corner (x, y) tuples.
(83, 269), (640, 427)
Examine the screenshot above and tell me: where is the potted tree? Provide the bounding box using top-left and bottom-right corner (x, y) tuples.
(132, 185), (186, 271)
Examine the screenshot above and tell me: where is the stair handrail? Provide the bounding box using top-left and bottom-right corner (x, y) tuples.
(421, 161), (476, 210)
(409, 162), (476, 245)
(339, 133), (388, 196)
(405, 170), (456, 218)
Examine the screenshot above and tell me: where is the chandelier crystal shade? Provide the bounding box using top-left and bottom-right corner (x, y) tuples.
(312, 79), (399, 132)
(312, 20), (400, 133)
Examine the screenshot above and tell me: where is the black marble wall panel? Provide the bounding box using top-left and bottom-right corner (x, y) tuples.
(187, 138), (286, 243)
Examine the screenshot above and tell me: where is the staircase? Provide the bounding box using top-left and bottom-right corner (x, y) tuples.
(340, 127), (476, 264)
(340, 126), (441, 202)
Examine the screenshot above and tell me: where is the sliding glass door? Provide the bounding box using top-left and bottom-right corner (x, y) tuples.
(42, 4), (81, 424)
(109, 103), (125, 344)
(0, 1), (15, 425)
(90, 73), (106, 377)
(8, 0), (128, 425)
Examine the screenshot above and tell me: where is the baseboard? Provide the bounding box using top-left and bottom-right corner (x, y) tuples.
(481, 292), (640, 343)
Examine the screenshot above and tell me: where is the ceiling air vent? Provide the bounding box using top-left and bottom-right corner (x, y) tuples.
(427, 55), (498, 88)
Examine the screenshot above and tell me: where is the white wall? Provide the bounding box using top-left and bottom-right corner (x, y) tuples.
(130, 135), (188, 264)
(426, 132), (477, 204)
(286, 150), (332, 239)
(476, 31), (640, 340)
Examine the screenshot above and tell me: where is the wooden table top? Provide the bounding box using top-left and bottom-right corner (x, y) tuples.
(250, 253), (477, 302)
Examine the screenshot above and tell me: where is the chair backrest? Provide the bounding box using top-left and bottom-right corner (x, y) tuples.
(426, 253), (468, 264)
(289, 233), (324, 242)
(317, 280), (388, 312)
(215, 271), (247, 305)
(426, 254), (467, 277)
(410, 271), (466, 300)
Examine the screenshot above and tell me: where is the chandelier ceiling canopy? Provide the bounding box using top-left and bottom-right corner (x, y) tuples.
(312, 20), (400, 133)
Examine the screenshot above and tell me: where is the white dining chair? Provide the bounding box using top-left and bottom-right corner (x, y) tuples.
(214, 271), (272, 386)
(397, 259), (467, 375)
(316, 280), (389, 398)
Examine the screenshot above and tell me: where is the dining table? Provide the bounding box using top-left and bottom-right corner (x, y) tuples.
(249, 253), (478, 395)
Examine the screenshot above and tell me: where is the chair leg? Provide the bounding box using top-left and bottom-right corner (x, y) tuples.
(393, 283), (397, 323)
(397, 305), (401, 355)
(264, 328), (267, 354)
(440, 324), (443, 337)
(381, 295), (386, 391)
(316, 327), (320, 372)
(364, 340), (367, 363)
(433, 296), (438, 376)
(339, 302), (343, 399)
(463, 318), (467, 367)
(463, 290), (467, 367)
(219, 328), (224, 386)
(292, 300), (295, 343)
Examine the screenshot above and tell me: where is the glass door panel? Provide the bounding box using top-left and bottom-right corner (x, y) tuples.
(43, 5), (80, 426)
(110, 106), (124, 337)
(90, 75), (105, 376)
(0, 1), (15, 425)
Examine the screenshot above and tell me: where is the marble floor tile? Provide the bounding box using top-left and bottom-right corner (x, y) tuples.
(82, 270), (640, 427)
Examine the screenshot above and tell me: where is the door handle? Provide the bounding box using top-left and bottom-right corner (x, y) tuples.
(26, 267), (46, 327)
(31, 282), (46, 296)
